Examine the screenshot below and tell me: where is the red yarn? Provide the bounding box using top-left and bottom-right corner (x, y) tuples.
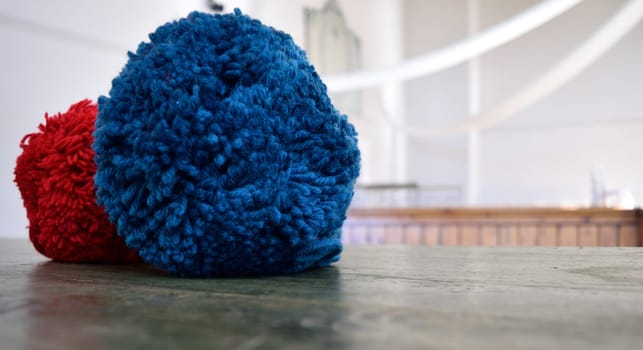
(14, 100), (140, 263)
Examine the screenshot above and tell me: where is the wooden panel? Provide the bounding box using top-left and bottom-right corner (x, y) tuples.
(383, 225), (404, 244)
(639, 211), (643, 246)
(348, 207), (636, 220)
(578, 224), (598, 247)
(344, 208), (642, 247)
(441, 226), (459, 246)
(620, 224), (639, 246)
(344, 225), (366, 244)
(535, 224), (557, 246)
(404, 225), (423, 245)
(498, 225), (518, 246)
(367, 225), (386, 244)
(480, 225), (498, 246)
(518, 225), (538, 246)
(460, 225), (480, 246)
(559, 225), (578, 246)
(423, 225), (440, 246)
(342, 225), (353, 242)
(598, 225), (618, 247)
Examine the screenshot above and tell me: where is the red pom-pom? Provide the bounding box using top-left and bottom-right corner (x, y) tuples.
(14, 100), (140, 263)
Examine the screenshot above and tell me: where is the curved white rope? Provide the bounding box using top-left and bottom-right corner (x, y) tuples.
(323, 0), (584, 93)
(392, 0), (643, 136)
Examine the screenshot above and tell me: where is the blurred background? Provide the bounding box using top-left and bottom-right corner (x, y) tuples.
(2, 0), (643, 242)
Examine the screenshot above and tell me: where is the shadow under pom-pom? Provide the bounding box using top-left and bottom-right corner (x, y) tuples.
(95, 10), (360, 277)
(15, 100), (140, 263)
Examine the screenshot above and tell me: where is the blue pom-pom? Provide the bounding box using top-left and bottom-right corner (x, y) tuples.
(94, 11), (360, 277)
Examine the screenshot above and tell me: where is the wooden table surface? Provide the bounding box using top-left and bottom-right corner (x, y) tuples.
(1, 239), (642, 350)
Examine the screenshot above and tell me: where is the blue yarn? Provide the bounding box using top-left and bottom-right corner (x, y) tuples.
(94, 10), (360, 277)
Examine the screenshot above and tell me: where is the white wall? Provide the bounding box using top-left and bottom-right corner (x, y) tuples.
(403, 0), (470, 188)
(401, 0), (643, 206)
(0, 0), (209, 238)
(476, 0), (643, 206)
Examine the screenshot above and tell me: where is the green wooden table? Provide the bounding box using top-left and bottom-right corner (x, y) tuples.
(1, 239), (642, 349)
